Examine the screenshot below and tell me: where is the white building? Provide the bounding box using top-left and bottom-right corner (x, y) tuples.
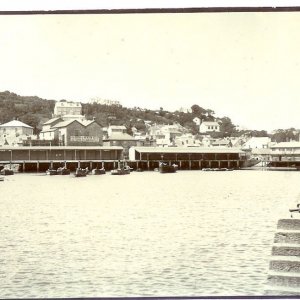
(0, 120), (34, 146)
(199, 121), (220, 133)
(54, 100), (82, 117)
(107, 125), (127, 137)
(241, 137), (271, 150)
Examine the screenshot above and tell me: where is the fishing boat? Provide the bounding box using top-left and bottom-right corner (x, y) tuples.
(0, 168), (14, 175)
(111, 160), (131, 175)
(92, 162), (106, 175)
(46, 169), (57, 175)
(159, 162), (178, 173)
(56, 167), (71, 175)
(4, 163), (20, 172)
(75, 167), (89, 177)
(0, 176), (4, 181)
(92, 167), (106, 175)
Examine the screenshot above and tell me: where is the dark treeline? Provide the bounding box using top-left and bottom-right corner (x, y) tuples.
(0, 91), (298, 142)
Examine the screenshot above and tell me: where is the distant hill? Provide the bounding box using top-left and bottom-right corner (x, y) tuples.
(0, 91), (283, 140)
(0, 91), (55, 133)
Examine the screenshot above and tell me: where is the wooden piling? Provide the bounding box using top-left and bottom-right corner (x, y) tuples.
(265, 219), (300, 295)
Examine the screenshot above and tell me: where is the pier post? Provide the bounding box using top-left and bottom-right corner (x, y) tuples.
(90, 161), (93, 170)
(179, 161), (182, 170)
(77, 161), (80, 169)
(50, 161), (53, 169)
(265, 219), (300, 295)
(23, 161), (26, 172)
(189, 160), (192, 170)
(199, 160), (202, 170)
(147, 161), (150, 170)
(37, 161), (39, 172)
(218, 161), (221, 169)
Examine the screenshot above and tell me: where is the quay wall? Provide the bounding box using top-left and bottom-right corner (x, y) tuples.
(265, 219), (300, 295)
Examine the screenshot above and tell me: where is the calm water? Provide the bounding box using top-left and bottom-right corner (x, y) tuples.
(1, 170), (300, 298)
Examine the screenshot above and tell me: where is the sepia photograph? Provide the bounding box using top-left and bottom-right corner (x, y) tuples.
(1, 1), (300, 298)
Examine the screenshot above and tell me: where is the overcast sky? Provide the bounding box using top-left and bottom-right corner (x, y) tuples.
(0, 11), (300, 132)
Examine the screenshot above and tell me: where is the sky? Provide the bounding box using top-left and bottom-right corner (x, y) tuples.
(0, 10), (300, 132)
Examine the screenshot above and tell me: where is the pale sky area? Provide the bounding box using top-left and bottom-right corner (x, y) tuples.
(0, 11), (300, 132)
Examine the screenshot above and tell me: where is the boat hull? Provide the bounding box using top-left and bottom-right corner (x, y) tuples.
(92, 168), (106, 175)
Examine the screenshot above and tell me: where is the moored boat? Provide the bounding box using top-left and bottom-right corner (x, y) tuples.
(111, 160), (131, 175)
(159, 162), (178, 173)
(57, 167), (71, 175)
(75, 167), (89, 177)
(0, 175), (4, 181)
(92, 167), (106, 175)
(46, 169), (57, 175)
(0, 168), (14, 175)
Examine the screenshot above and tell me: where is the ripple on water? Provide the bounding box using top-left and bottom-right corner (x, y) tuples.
(0, 170), (299, 297)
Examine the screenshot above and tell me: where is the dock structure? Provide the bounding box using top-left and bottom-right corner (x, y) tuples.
(128, 147), (247, 170)
(265, 219), (300, 295)
(0, 146), (123, 172)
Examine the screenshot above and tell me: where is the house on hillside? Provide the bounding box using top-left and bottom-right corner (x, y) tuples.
(54, 100), (82, 117)
(107, 125), (127, 137)
(199, 121), (220, 133)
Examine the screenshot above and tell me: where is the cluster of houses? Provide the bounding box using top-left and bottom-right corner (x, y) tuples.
(0, 100), (300, 161)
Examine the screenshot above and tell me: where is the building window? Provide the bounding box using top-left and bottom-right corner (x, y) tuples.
(74, 130), (79, 136)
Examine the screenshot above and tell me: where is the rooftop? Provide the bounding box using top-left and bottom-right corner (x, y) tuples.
(131, 146), (244, 154)
(0, 120), (33, 128)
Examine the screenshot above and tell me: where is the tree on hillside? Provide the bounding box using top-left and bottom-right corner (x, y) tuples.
(191, 104), (206, 116)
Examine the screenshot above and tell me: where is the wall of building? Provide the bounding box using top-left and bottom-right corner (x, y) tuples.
(63, 122), (103, 146)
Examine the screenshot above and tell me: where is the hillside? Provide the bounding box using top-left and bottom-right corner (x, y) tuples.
(1, 90), (297, 142)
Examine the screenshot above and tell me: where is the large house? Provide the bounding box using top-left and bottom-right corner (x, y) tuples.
(0, 120), (34, 146)
(53, 100), (82, 118)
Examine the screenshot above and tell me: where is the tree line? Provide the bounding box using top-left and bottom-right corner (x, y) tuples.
(0, 91), (298, 142)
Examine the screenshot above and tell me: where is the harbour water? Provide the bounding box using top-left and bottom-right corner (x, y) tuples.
(1, 170), (300, 297)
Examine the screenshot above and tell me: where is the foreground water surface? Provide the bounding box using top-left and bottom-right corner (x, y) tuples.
(1, 170), (300, 298)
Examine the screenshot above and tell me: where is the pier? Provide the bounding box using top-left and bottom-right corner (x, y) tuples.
(0, 146), (123, 172)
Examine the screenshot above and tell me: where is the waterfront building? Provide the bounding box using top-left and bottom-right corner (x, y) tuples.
(268, 141), (300, 168)
(0, 145), (123, 172)
(0, 120), (34, 146)
(199, 121), (220, 133)
(40, 119), (103, 146)
(129, 146), (246, 170)
(241, 137), (271, 150)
